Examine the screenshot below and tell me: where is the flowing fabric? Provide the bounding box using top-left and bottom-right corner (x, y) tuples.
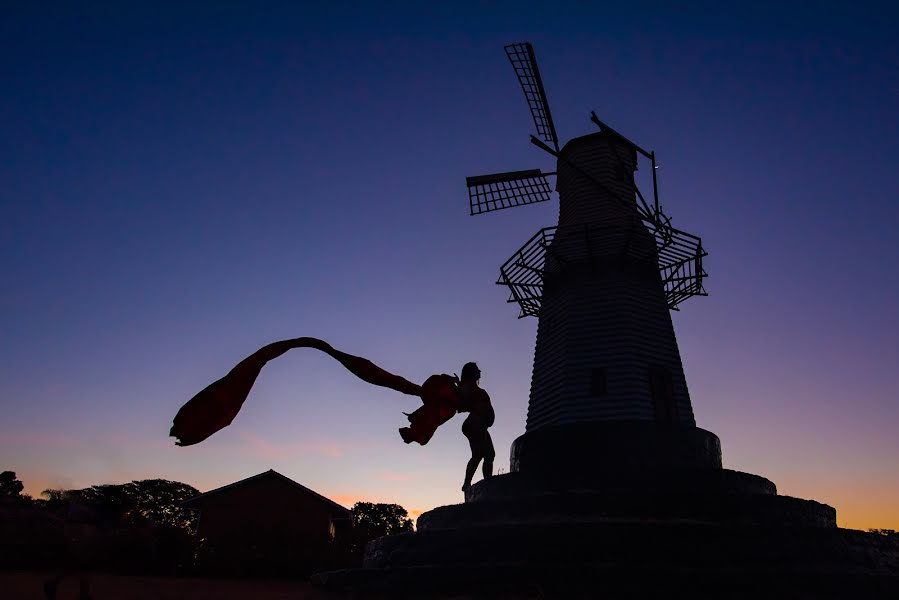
(169, 337), (462, 447)
(398, 374), (460, 445)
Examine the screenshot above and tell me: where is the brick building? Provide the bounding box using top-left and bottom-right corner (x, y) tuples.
(183, 469), (351, 574)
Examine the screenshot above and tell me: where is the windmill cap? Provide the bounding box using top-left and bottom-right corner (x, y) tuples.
(560, 130), (639, 158)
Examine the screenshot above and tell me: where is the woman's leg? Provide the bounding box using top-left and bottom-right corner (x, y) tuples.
(482, 430), (495, 479)
(463, 432), (483, 491)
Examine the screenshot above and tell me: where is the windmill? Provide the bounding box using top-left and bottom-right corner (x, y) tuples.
(467, 42), (708, 435)
(319, 44), (892, 595)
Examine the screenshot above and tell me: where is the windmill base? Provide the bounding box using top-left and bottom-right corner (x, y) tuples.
(313, 423), (899, 597)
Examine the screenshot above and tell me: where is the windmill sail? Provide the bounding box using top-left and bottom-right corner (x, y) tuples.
(505, 42), (559, 151)
(467, 169), (553, 215)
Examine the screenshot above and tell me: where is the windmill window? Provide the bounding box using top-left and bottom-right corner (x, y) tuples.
(589, 368), (607, 396)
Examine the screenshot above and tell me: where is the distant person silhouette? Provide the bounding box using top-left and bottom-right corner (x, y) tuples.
(44, 499), (97, 599)
(457, 362), (495, 491)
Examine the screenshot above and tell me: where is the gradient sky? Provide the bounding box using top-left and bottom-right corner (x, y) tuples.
(2, 2), (897, 530)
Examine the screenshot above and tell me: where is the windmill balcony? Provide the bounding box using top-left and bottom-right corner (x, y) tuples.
(498, 220), (708, 318)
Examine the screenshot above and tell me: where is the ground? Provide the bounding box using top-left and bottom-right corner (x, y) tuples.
(0, 572), (348, 600)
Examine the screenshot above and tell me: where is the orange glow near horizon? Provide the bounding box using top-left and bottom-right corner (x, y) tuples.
(18, 469), (898, 533)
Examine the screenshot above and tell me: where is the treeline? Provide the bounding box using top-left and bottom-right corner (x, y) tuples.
(0, 471), (200, 575)
(0, 471), (414, 577)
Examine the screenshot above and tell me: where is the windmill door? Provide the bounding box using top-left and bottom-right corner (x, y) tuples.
(649, 366), (678, 424)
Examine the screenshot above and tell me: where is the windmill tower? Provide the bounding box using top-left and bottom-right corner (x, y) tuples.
(466, 43), (710, 473)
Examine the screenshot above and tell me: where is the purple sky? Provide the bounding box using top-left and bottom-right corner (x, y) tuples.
(2, 2), (898, 528)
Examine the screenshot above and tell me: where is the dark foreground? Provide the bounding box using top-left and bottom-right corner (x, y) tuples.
(0, 572), (536, 599)
(1, 572), (348, 600)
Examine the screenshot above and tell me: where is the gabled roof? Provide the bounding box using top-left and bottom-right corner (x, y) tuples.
(182, 469), (350, 516)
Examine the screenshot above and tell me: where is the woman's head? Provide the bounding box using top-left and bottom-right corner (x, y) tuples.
(460, 362), (481, 382)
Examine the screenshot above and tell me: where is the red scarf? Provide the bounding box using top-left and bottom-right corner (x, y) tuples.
(170, 337), (461, 447)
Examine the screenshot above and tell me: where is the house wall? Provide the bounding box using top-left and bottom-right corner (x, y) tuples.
(190, 475), (345, 572)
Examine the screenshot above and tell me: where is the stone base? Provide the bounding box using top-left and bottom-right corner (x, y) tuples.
(421, 474), (834, 531)
(464, 464), (777, 502)
(313, 423), (899, 597)
(317, 525), (899, 598)
(511, 422), (723, 474)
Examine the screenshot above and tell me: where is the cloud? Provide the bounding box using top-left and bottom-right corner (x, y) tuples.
(330, 493), (364, 508)
(100, 433), (171, 451)
(378, 470), (411, 482)
(305, 440), (343, 459)
(230, 429), (344, 461)
(0, 429), (173, 453)
(4, 426), (346, 503)
(233, 430), (288, 461)
(0, 430), (83, 449)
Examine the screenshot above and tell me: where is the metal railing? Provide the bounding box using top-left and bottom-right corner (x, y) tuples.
(497, 219), (707, 318)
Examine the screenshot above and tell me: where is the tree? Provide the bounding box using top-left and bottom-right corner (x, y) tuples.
(122, 479), (199, 531)
(41, 488), (65, 501)
(40, 488), (72, 507)
(75, 483), (133, 526)
(347, 502), (413, 557)
(352, 501), (414, 537)
(40, 479), (199, 534)
(0, 471), (24, 499)
(869, 529), (898, 538)
(39, 478), (202, 575)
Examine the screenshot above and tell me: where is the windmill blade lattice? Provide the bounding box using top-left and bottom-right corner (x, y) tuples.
(505, 43), (559, 151)
(467, 169), (553, 216)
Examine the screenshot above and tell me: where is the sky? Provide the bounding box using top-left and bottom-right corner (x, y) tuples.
(2, 2), (898, 530)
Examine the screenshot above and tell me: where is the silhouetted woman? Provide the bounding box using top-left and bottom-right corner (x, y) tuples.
(457, 362), (495, 491)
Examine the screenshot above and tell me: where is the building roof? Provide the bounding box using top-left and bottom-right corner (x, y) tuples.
(181, 469), (351, 516)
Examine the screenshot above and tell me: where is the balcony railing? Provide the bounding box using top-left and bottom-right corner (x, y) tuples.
(497, 219), (707, 318)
